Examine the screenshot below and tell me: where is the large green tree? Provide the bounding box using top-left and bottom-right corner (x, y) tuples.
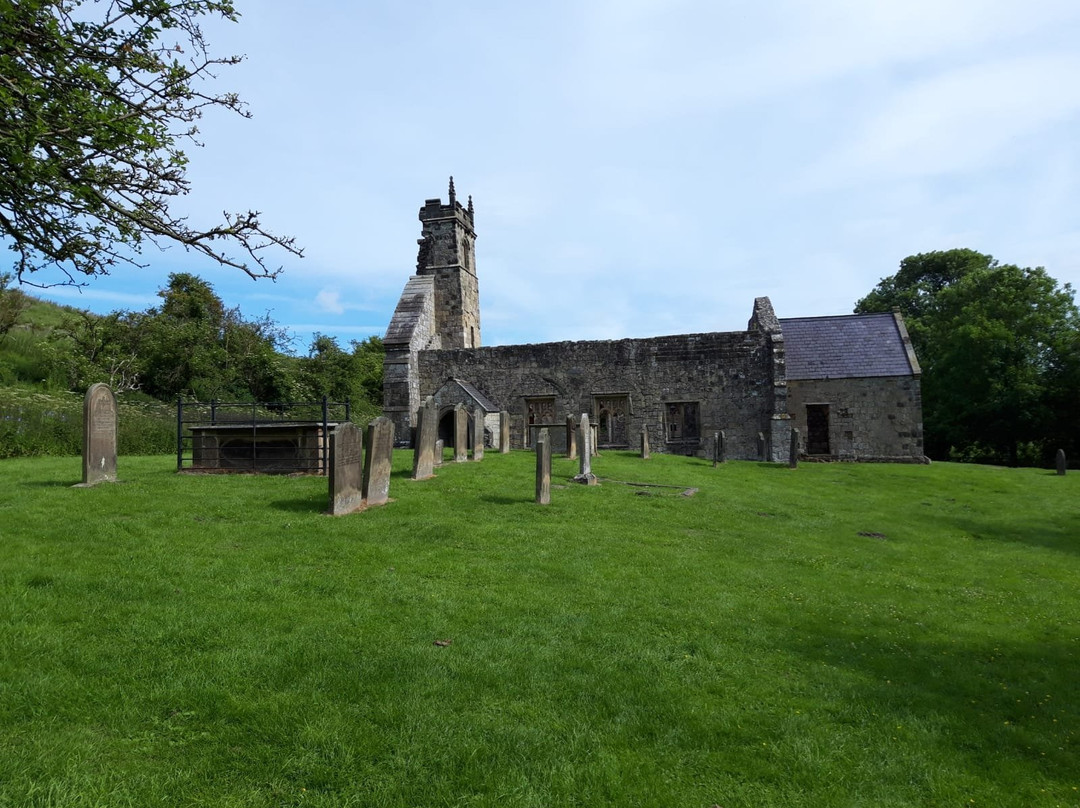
(857, 250), (1080, 466)
(0, 0), (300, 284)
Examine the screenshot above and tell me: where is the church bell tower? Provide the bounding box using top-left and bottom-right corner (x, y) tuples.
(415, 176), (481, 348)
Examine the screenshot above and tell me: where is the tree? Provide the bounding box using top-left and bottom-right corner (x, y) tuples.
(0, 272), (30, 342)
(0, 0), (301, 285)
(856, 250), (1080, 466)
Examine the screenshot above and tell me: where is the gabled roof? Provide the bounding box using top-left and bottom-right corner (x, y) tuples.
(778, 313), (919, 380)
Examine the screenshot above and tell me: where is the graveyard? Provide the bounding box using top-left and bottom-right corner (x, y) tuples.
(1, 445), (1078, 807)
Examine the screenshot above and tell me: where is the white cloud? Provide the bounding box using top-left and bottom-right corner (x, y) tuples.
(315, 288), (345, 315)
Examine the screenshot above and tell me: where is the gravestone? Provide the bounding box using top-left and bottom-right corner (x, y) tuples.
(566, 414), (577, 459)
(591, 424), (599, 456)
(789, 427), (800, 469)
(640, 426), (650, 459)
(757, 431), (766, 462)
(362, 416), (395, 507)
(575, 413), (598, 484)
(717, 430), (726, 465)
(1056, 449), (1067, 476)
(500, 410), (510, 454)
(434, 439), (444, 466)
(453, 404), (468, 463)
(412, 396), (437, 480)
(535, 427), (551, 504)
(327, 422), (364, 515)
(81, 383), (117, 485)
(472, 407), (484, 461)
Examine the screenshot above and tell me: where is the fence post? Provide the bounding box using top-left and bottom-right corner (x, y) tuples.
(321, 396), (330, 474)
(176, 397), (183, 471)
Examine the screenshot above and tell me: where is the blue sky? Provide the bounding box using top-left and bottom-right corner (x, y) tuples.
(22, 0), (1080, 352)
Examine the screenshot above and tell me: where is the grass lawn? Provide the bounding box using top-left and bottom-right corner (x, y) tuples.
(1, 450), (1077, 807)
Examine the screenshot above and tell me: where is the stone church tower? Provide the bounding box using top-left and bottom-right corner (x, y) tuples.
(382, 179), (480, 440)
(416, 177), (481, 349)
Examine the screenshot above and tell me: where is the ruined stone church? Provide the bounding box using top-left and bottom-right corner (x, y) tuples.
(383, 181), (925, 462)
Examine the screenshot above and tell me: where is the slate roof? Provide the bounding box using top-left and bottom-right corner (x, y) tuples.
(778, 313), (918, 380)
(451, 379), (500, 412)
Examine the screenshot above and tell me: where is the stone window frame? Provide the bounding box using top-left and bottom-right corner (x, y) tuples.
(523, 395), (557, 447)
(591, 392), (633, 448)
(662, 399), (702, 444)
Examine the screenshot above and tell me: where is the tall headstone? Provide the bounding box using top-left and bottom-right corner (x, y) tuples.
(412, 397), (437, 480)
(1056, 449), (1067, 476)
(535, 428), (551, 505)
(327, 422), (364, 515)
(758, 431), (767, 462)
(717, 430), (726, 465)
(434, 439), (444, 466)
(472, 407), (484, 461)
(566, 414), (577, 459)
(590, 424), (599, 456)
(362, 416), (395, 507)
(712, 432), (720, 468)
(788, 427), (800, 469)
(640, 426), (650, 460)
(575, 413), (598, 484)
(499, 410), (510, 454)
(81, 383), (117, 485)
(453, 404), (468, 463)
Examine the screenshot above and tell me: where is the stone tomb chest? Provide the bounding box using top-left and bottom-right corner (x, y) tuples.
(188, 422), (339, 474)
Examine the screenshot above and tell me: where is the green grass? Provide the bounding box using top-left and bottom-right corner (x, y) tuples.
(1, 451), (1078, 807)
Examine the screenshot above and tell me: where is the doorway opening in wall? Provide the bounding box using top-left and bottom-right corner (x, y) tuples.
(806, 404), (830, 455)
(594, 395), (630, 448)
(664, 401), (700, 455)
(523, 397), (555, 447)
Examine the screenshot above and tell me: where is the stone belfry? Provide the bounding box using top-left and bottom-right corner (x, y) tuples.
(415, 176), (481, 348)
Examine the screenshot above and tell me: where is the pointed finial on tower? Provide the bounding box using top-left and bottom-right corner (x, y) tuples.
(467, 195), (474, 220)
(448, 176), (456, 205)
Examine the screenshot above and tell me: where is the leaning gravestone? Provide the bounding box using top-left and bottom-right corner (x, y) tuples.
(453, 404), (468, 463)
(535, 427), (551, 504)
(472, 408), (484, 461)
(327, 422), (364, 515)
(362, 416), (395, 507)
(566, 414), (577, 459)
(499, 410), (510, 454)
(412, 396), (437, 481)
(81, 383), (117, 485)
(1057, 449), (1067, 476)
(575, 413), (598, 485)
(789, 427), (800, 469)
(640, 426), (650, 459)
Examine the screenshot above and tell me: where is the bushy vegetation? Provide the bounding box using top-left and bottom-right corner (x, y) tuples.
(0, 452), (1077, 805)
(0, 273), (385, 457)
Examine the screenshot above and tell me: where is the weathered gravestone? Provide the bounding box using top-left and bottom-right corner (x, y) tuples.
(575, 414), (598, 485)
(499, 410), (510, 454)
(566, 414), (577, 459)
(1057, 449), (1067, 476)
(535, 427), (551, 505)
(757, 431), (767, 462)
(472, 408), (484, 461)
(640, 426), (650, 460)
(362, 416), (395, 507)
(412, 397), (437, 481)
(789, 427), (800, 469)
(715, 430), (726, 466)
(81, 383), (117, 485)
(453, 404), (468, 463)
(434, 439), (444, 466)
(327, 422), (364, 515)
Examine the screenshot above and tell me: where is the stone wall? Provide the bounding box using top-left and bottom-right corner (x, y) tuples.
(383, 274), (438, 440)
(417, 330), (788, 459)
(786, 375), (925, 460)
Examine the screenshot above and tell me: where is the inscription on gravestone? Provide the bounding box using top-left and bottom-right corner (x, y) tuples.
(81, 383), (117, 485)
(363, 416), (395, 507)
(535, 428), (551, 505)
(327, 422), (364, 515)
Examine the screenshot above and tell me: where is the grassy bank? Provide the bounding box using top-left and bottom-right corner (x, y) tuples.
(0, 452), (1077, 806)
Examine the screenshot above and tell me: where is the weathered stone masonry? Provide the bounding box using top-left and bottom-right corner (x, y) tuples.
(383, 182), (925, 462)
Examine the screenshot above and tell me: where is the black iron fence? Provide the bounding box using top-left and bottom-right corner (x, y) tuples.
(176, 397), (351, 474)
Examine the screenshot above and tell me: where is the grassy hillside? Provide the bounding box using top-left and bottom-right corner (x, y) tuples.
(1, 451), (1077, 806)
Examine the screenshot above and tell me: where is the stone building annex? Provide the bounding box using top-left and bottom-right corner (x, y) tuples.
(382, 180), (926, 462)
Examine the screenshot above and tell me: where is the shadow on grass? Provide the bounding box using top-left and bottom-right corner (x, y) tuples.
(20, 479), (79, 488)
(477, 494), (533, 506)
(270, 496), (325, 514)
(786, 617), (1078, 789)
(950, 512), (1080, 555)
